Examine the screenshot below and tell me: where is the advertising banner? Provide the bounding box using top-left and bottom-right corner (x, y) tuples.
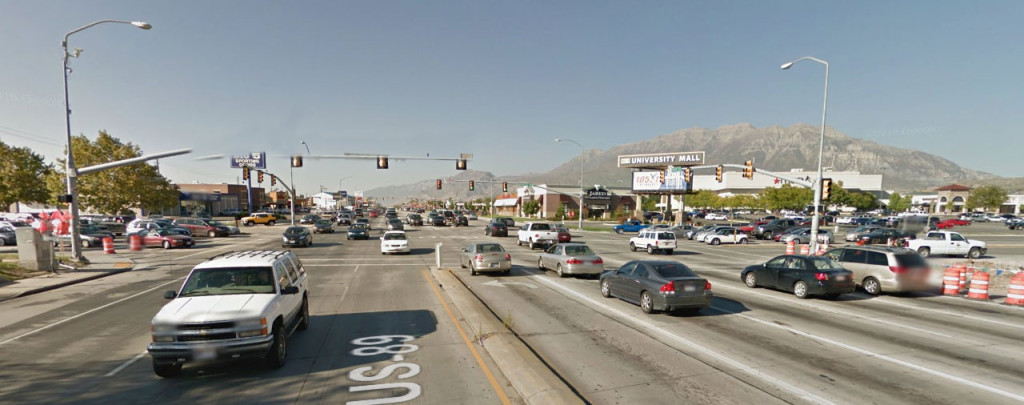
(632, 171), (691, 192)
(230, 152), (266, 169)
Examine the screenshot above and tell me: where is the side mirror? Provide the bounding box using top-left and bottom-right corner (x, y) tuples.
(163, 290), (177, 299)
(282, 286), (300, 295)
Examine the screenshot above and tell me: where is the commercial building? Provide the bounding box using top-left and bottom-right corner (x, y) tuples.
(494, 185), (637, 220)
(175, 183), (266, 215)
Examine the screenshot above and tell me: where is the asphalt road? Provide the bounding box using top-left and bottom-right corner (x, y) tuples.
(1, 217), (1021, 404)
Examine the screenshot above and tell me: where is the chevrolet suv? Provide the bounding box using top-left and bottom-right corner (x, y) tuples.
(148, 250), (310, 377)
(241, 212), (277, 226)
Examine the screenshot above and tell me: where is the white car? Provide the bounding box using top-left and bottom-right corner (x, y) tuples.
(628, 229), (677, 255)
(380, 231), (410, 255)
(705, 213), (728, 221)
(835, 216), (856, 225)
(705, 228), (749, 245)
(696, 226), (736, 242)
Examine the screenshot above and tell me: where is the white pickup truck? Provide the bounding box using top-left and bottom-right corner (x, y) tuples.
(905, 231), (987, 259)
(517, 222), (560, 249)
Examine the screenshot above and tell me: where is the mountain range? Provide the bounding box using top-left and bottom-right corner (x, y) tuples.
(366, 123), (1020, 201)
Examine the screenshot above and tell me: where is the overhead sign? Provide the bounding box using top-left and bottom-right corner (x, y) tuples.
(230, 152), (266, 169)
(617, 151), (705, 168)
(632, 171), (691, 192)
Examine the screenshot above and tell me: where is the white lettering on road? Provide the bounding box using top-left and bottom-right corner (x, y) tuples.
(346, 334), (422, 405)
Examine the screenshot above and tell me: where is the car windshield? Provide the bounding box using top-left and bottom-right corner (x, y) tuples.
(179, 267), (276, 296)
(316, 220), (331, 226)
(350, 225), (367, 230)
(809, 258), (844, 270)
(477, 244), (505, 253)
(564, 245), (595, 255)
(651, 263), (696, 278)
(285, 227), (306, 234)
(384, 233), (406, 240)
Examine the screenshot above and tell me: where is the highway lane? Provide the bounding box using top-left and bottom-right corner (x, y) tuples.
(0, 219), (517, 405)
(443, 221), (1024, 404)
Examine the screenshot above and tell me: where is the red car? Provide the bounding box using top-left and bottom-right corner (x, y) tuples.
(142, 229), (195, 249)
(944, 218), (971, 226)
(934, 220), (956, 229)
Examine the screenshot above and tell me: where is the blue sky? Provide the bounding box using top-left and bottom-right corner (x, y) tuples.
(1, 1), (1021, 196)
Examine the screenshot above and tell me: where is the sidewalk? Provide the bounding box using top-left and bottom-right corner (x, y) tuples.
(0, 250), (134, 302)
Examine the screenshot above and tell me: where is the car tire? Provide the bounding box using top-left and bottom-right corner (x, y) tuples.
(917, 247), (930, 258)
(968, 248), (981, 259)
(517, 239), (522, 247)
(616, 229), (624, 235)
(739, 238), (748, 244)
(600, 279), (612, 297)
(863, 277), (881, 296)
(461, 259), (466, 269)
(0, 238), (6, 246)
(711, 238), (721, 245)
(82, 240), (91, 248)
(793, 281), (809, 299)
(556, 264), (565, 278)
(163, 240), (171, 249)
(529, 240), (536, 250)
(268, 221), (276, 226)
(265, 322), (287, 368)
(470, 265), (477, 276)
(640, 291), (655, 314)
(630, 243), (637, 252)
(153, 361), (182, 378)
(763, 231), (772, 240)
(209, 231), (216, 237)
(647, 245), (654, 254)
(744, 272), (757, 288)
(297, 297), (310, 331)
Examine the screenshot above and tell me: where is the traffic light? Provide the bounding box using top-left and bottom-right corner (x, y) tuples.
(683, 167), (692, 183)
(257, 170), (264, 183)
(242, 166), (250, 180)
(291, 156), (303, 168)
(744, 160), (754, 179)
(469, 180), (475, 191)
(502, 182), (508, 192)
(456, 159), (467, 170)
(436, 179), (442, 190)
(658, 171), (665, 183)
(821, 178), (833, 201)
(271, 176), (276, 187)
(715, 165), (723, 182)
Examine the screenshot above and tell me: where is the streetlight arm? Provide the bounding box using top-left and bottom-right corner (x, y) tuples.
(781, 56), (828, 70)
(63, 20), (150, 47)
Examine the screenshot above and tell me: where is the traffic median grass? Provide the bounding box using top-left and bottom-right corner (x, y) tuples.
(0, 254), (48, 282)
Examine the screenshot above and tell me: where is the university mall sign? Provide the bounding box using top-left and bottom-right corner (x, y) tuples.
(617, 151), (705, 168)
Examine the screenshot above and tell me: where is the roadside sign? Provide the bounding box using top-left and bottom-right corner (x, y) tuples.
(230, 152), (266, 169)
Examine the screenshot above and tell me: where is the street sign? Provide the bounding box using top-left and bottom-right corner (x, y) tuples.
(617, 151), (705, 168)
(230, 152), (266, 169)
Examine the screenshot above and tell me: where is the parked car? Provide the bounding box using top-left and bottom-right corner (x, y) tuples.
(460, 242), (512, 275)
(686, 225), (716, 240)
(282, 226), (313, 247)
(485, 220), (508, 237)
(174, 218), (231, 238)
(380, 231), (410, 255)
(614, 220), (650, 235)
(706, 228), (749, 245)
(537, 242), (604, 277)
(599, 261), (712, 314)
(0, 225), (16, 246)
(741, 255), (855, 299)
(844, 225), (883, 242)
(705, 213), (728, 221)
(629, 229), (677, 255)
(347, 224), (370, 240)
(666, 224), (694, 238)
(142, 229), (195, 249)
(696, 226), (737, 243)
(54, 225), (115, 248)
(313, 219), (335, 234)
(857, 228), (916, 245)
(779, 228), (833, 244)
(824, 246), (931, 295)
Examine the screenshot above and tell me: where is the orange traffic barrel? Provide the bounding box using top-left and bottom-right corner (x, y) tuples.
(1006, 273), (1024, 306)
(818, 242), (829, 255)
(102, 237), (115, 254)
(959, 267), (968, 293)
(942, 267), (961, 296)
(799, 244), (810, 255)
(129, 234), (143, 251)
(966, 270), (990, 300)
(786, 240), (796, 255)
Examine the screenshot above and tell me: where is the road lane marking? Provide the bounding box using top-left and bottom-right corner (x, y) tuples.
(105, 351), (148, 377)
(529, 274), (836, 404)
(422, 270), (512, 405)
(0, 278), (184, 346)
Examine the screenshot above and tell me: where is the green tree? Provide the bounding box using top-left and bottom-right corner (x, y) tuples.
(887, 193), (912, 212)
(522, 199), (540, 216)
(686, 190), (721, 210)
(640, 195), (657, 212)
(761, 184), (813, 211)
(49, 131), (179, 215)
(555, 204), (566, 219)
(966, 186), (1008, 212)
(0, 141), (53, 209)
(845, 191), (878, 211)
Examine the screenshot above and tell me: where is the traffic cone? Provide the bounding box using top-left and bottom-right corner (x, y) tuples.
(943, 266), (962, 296)
(102, 237), (115, 254)
(799, 244), (810, 255)
(967, 270), (990, 300)
(1005, 273), (1024, 307)
(129, 234), (143, 251)
(818, 241), (829, 255)
(786, 240), (796, 255)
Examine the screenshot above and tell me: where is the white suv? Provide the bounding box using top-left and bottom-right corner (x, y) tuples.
(629, 229), (678, 255)
(147, 250), (310, 377)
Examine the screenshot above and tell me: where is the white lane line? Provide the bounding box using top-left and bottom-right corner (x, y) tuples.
(303, 263), (429, 267)
(720, 307), (1024, 402)
(529, 275), (837, 404)
(858, 298), (1024, 330)
(105, 351), (148, 377)
(0, 278), (184, 346)
(709, 283), (952, 338)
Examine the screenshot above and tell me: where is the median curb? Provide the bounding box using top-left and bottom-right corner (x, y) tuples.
(0, 260), (134, 302)
(428, 267), (584, 405)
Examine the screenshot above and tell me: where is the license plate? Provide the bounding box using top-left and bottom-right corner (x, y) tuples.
(193, 346), (216, 361)
(835, 275), (847, 281)
(490, 263), (499, 268)
(683, 285), (696, 292)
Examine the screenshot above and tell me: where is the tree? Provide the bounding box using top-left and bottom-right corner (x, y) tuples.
(966, 186), (1008, 212)
(640, 195), (657, 212)
(686, 190), (721, 210)
(761, 184), (813, 211)
(845, 191), (878, 211)
(887, 193), (912, 212)
(522, 199), (540, 216)
(0, 141), (53, 210)
(48, 131), (179, 215)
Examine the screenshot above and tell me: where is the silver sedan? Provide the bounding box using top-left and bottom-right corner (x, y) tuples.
(537, 242), (605, 277)
(460, 242), (512, 276)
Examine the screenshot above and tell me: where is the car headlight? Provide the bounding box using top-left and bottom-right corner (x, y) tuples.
(282, 236), (288, 242)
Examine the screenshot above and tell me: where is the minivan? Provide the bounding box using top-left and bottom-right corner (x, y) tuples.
(824, 246), (931, 295)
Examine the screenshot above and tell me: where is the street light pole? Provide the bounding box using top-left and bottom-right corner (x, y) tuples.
(781, 56), (829, 254)
(555, 138), (585, 231)
(62, 20), (151, 260)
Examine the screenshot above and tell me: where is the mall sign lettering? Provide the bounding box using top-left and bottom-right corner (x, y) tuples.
(617, 151), (705, 168)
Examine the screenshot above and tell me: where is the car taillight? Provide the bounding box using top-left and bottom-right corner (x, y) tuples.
(889, 266), (908, 274)
(504, 254), (511, 260)
(474, 254), (483, 262)
(659, 281), (675, 293)
(566, 258), (583, 264)
(592, 258), (603, 264)
(705, 281), (712, 290)
(815, 273), (828, 281)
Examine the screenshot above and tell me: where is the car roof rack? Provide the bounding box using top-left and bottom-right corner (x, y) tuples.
(208, 250), (290, 262)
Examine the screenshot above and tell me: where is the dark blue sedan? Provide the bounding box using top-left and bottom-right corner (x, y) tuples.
(347, 224), (370, 240)
(741, 255), (855, 299)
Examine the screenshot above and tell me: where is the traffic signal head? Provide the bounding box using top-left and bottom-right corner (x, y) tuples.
(821, 178), (833, 201)
(377, 156), (389, 169)
(658, 171), (665, 183)
(436, 179), (442, 190)
(456, 159), (467, 170)
(744, 160), (754, 179)
(257, 170), (264, 183)
(271, 176), (276, 186)
(242, 166), (250, 180)
(291, 156), (303, 168)
(502, 182), (508, 192)
(715, 165), (723, 182)
(683, 167), (692, 183)
(469, 180), (475, 191)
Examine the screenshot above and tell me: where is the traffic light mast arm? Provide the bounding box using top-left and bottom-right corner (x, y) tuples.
(686, 164), (813, 188)
(262, 171), (297, 210)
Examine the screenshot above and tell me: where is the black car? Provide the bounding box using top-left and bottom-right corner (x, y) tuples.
(355, 218), (371, 230)
(485, 220), (508, 237)
(496, 217), (515, 228)
(337, 214), (352, 225)
(299, 214), (319, 224)
(282, 226), (313, 247)
(347, 224), (370, 240)
(430, 215), (447, 226)
(313, 219), (335, 234)
(741, 254), (855, 299)
(599, 261), (712, 314)
(454, 215), (469, 227)
(858, 228), (915, 244)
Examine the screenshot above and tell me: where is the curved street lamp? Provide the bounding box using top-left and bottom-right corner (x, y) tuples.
(781, 56), (829, 253)
(555, 138), (585, 231)
(62, 20), (151, 260)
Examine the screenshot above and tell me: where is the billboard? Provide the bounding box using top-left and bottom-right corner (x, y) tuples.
(230, 152), (266, 169)
(632, 171), (691, 192)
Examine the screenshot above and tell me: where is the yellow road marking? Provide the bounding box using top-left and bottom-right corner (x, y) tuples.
(422, 269), (512, 405)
